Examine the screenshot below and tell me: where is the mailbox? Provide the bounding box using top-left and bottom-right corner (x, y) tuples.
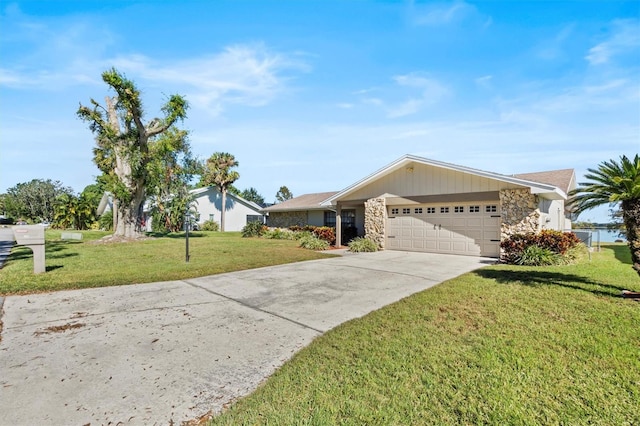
(13, 225), (46, 274)
(14, 225), (45, 245)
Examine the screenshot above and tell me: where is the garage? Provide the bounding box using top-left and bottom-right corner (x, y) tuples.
(386, 202), (501, 257)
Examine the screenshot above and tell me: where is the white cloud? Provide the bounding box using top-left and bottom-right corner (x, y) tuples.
(111, 44), (307, 115)
(410, 0), (477, 26)
(586, 19), (640, 65)
(475, 75), (493, 88)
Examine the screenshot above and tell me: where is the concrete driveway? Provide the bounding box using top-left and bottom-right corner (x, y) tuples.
(0, 251), (493, 425)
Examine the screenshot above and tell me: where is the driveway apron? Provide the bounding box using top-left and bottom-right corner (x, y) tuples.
(0, 251), (492, 425)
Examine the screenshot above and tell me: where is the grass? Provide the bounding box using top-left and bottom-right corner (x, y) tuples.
(207, 244), (640, 425)
(0, 230), (335, 295)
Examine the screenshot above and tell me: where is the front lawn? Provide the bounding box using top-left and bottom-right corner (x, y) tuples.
(208, 244), (640, 425)
(0, 230), (335, 295)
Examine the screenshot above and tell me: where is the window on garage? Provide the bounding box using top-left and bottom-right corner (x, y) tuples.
(454, 206), (464, 213)
(469, 205), (480, 213)
(414, 207), (423, 214)
(486, 205), (497, 213)
(440, 207), (449, 213)
(391, 208), (399, 215)
(427, 207), (436, 214)
(402, 208), (410, 214)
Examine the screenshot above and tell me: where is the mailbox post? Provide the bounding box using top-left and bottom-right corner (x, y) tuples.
(13, 225), (46, 274)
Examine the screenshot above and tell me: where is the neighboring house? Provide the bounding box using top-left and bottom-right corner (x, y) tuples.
(263, 154), (576, 258)
(190, 187), (264, 232)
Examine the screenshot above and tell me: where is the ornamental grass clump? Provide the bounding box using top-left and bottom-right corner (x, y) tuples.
(298, 235), (330, 251)
(348, 237), (378, 253)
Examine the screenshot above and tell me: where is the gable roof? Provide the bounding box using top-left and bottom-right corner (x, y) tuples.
(322, 154), (568, 206)
(190, 186), (264, 213)
(262, 191), (338, 212)
(513, 169), (576, 195)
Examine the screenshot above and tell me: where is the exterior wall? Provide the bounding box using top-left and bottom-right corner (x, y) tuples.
(364, 197), (386, 248)
(308, 210), (325, 227)
(266, 211), (308, 228)
(499, 189), (541, 239)
(539, 199), (565, 231)
(193, 190), (263, 232)
(346, 163), (523, 201)
(355, 206), (365, 237)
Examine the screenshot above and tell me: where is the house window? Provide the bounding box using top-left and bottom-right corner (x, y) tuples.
(454, 206), (464, 213)
(402, 208), (411, 214)
(324, 210), (356, 228)
(209, 214), (215, 221)
(440, 207), (449, 213)
(324, 211), (336, 227)
(426, 207), (436, 214)
(469, 206), (480, 213)
(414, 208), (423, 214)
(246, 215), (264, 224)
(391, 208), (399, 215)
(486, 205), (497, 213)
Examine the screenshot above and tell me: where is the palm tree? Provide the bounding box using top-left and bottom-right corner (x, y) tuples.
(570, 154), (640, 277)
(201, 152), (240, 232)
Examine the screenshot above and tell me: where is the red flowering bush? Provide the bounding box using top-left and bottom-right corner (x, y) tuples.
(501, 230), (582, 265)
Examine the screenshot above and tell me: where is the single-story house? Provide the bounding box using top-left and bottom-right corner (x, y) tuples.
(190, 187), (265, 232)
(263, 154), (576, 258)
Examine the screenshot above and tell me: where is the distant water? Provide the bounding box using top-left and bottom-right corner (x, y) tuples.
(573, 229), (624, 243)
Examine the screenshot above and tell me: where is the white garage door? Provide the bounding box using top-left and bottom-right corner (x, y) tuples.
(386, 202), (500, 257)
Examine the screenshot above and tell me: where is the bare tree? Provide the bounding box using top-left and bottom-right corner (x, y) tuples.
(77, 68), (189, 238)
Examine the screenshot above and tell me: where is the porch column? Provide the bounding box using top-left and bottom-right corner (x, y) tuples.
(335, 203), (342, 247)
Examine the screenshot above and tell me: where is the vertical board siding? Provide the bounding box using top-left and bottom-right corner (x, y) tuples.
(346, 163), (514, 201)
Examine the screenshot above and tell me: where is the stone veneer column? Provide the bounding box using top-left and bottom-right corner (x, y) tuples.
(364, 197), (386, 249)
(499, 189), (541, 239)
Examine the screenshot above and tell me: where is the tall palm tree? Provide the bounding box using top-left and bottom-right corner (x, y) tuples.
(201, 152), (240, 232)
(570, 154), (640, 276)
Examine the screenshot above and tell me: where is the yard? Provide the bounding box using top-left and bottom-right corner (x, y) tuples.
(2, 233), (638, 424)
(0, 230), (334, 295)
(206, 244), (640, 425)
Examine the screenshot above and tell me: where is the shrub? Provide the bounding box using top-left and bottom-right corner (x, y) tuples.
(348, 237), (378, 253)
(98, 211), (113, 231)
(560, 243), (589, 265)
(264, 228), (297, 240)
(298, 235), (330, 251)
(200, 220), (220, 232)
(501, 230), (583, 265)
(312, 226), (336, 245)
(241, 221), (266, 237)
(515, 245), (560, 266)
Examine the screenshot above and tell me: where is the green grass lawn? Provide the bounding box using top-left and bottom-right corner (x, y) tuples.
(208, 244), (640, 425)
(0, 230), (335, 295)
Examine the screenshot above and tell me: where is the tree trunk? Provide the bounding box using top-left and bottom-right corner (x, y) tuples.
(220, 189), (226, 232)
(106, 95), (146, 239)
(622, 199), (640, 277)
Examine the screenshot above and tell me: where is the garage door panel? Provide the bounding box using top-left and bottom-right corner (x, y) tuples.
(386, 202), (500, 257)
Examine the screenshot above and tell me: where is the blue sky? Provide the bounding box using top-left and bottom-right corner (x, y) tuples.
(1, 1), (638, 223)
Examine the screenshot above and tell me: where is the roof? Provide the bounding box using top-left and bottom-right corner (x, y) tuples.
(513, 169), (576, 195)
(262, 191), (338, 212)
(322, 154), (567, 206)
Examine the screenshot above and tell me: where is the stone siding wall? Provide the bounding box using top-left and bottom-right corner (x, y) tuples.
(364, 197), (386, 249)
(500, 189), (540, 239)
(266, 211), (307, 228)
